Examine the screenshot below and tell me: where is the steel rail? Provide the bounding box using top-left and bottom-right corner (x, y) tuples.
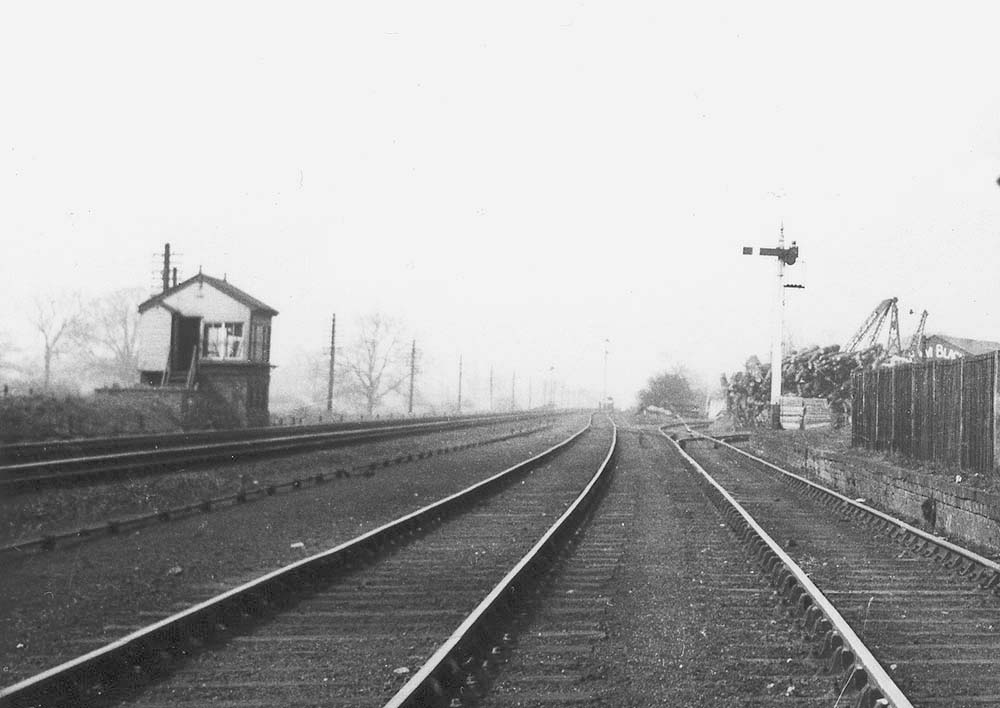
(658, 418), (711, 430)
(2, 412), (543, 471)
(0, 423), (552, 557)
(662, 427), (913, 708)
(0, 411), (545, 464)
(0, 413), (554, 493)
(694, 432), (1000, 592)
(0, 417), (593, 708)
(384, 418), (618, 708)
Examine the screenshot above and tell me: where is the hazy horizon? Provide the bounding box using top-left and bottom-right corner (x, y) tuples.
(3, 2), (999, 410)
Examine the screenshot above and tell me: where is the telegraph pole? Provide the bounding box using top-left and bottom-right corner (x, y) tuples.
(602, 338), (609, 408)
(408, 339), (416, 414)
(327, 314), (336, 413)
(742, 227), (800, 427)
(457, 355), (463, 413)
(489, 366), (494, 411)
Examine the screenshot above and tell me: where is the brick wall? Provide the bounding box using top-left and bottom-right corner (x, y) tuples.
(749, 442), (1000, 555)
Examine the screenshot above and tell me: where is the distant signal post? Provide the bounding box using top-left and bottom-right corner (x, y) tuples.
(327, 314), (336, 413)
(742, 228), (800, 427)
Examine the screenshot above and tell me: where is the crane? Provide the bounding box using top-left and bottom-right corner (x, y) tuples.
(906, 310), (929, 360)
(843, 297), (901, 354)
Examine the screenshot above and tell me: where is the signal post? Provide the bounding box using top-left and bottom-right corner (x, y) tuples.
(742, 228), (800, 428)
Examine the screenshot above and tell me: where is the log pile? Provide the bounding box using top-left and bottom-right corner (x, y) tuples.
(723, 344), (886, 428)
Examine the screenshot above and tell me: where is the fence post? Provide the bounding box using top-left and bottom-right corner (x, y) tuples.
(863, 369), (869, 445)
(993, 352), (1000, 474)
(856, 370), (863, 444)
(880, 368), (886, 449)
(910, 362), (917, 457)
(869, 369), (875, 448)
(930, 359), (936, 462)
(957, 357), (965, 468)
(865, 369), (872, 447)
(890, 366), (897, 452)
(856, 371), (863, 443)
(857, 371), (863, 443)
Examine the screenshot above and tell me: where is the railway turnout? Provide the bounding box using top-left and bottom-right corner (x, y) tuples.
(5, 414), (1000, 706)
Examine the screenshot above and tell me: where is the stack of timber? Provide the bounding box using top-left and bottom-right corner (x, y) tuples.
(723, 344), (885, 428)
(779, 395), (832, 430)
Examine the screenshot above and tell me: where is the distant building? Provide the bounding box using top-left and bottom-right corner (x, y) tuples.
(135, 272), (278, 427)
(921, 333), (1000, 361)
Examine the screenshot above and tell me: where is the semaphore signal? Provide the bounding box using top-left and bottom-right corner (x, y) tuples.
(742, 225), (802, 427)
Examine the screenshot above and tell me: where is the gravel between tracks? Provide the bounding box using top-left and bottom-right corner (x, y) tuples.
(0, 418), (556, 544)
(121, 419), (616, 706)
(482, 426), (839, 707)
(0, 414), (587, 685)
(688, 442), (1000, 708)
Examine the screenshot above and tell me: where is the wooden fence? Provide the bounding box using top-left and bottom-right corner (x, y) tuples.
(851, 351), (1000, 473)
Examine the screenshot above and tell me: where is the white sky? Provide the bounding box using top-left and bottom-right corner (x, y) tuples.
(3, 2), (1000, 407)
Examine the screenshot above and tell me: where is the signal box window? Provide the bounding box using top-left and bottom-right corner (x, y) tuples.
(250, 322), (271, 363)
(202, 322), (244, 360)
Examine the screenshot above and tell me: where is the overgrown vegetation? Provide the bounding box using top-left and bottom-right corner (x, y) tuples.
(636, 369), (703, 418)
(0, 394), (184, 443)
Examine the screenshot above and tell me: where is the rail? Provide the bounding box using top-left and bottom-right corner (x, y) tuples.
(695, 431), (1000, 595)
(0, 411), (552, 465)
(0, 417), (594, 708)
(385, 416), (617, 707)
(0, 423), (553, 556)
(0, 412), (557, 493)
(662, 426), (913, 708)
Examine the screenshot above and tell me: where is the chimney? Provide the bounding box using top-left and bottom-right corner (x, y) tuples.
(161, 243), (171, 293)
(172, 267), (177, 287)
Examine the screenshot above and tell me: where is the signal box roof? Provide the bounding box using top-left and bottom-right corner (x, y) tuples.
(138, 273), (278, 316)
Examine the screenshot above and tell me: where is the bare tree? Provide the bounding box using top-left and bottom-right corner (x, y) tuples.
(31, 294), (83, 390)
(73, 287), (144, 385)
(0, 330), (14, 371)
(340, 313), (408, 415)
(0, 330), (23, 390)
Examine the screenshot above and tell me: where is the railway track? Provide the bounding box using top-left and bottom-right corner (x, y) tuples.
(680, 427), (1000, 707)
(0, 413), (543, 465)
(0, 412), (552, 494)
(0, 423), (552, 557)
(462, 427), (901, 706)
(12, 412), (996, 706)
(0, 415), (615, 708)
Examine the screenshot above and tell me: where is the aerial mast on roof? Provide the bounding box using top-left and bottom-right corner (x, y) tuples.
(151, 243), (182, 294)
(161, 243), (171, 293)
